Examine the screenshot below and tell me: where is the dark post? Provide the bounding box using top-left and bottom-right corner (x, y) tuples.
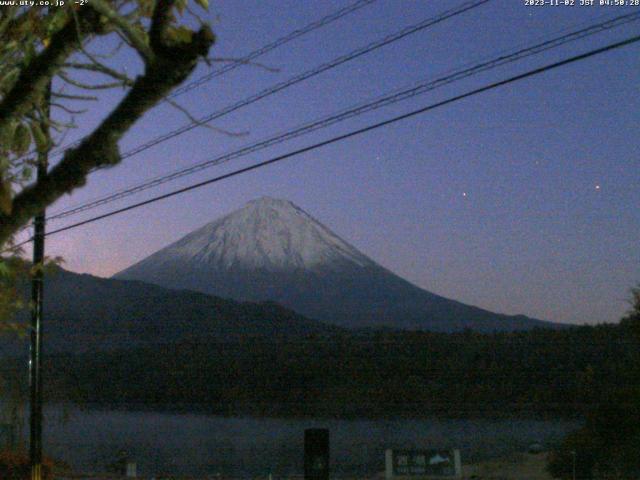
(304, 428), (329, 480)
(29, 83), (50, 480)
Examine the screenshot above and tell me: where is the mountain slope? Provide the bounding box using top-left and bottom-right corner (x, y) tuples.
(115, 197), (557, 332)
(3, 267), (340, 355)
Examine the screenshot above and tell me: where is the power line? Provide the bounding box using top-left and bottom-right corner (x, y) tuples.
(39, 0), (377, 160)
(44, 0), (490, 216)
(93, 0), (491, 161)
(30, 33), (638, 243)
(46, 11), (640, 221)
(169, 0), (377, 99)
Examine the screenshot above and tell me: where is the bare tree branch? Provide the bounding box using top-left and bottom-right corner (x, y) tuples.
(59, 71), (132, 90)
(51, 92), (99, 101)
(89, 0), (155, 63)
(0, 14), (215, 245)
(62, 62), (134, 84)
(78, 39), (125, 60)
(149, 0), (175, 55)
(50, 103), (88, 115)
(165, 97), (248, 137)
(49, 118), (78, 133)
(0, 8), (101, 132)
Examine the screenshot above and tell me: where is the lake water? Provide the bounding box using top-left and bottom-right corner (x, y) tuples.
(37, 406), (579, 477)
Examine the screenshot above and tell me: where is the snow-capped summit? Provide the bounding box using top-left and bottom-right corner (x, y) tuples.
(115, 197), (556, 332)
(154, 196), (373, 272)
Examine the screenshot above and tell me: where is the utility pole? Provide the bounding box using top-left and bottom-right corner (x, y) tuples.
(29, 82), (50, 480)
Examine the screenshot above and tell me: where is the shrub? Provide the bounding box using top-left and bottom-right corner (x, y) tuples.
(0, 450), (55, 480)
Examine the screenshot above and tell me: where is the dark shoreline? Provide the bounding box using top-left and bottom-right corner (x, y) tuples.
(63, 400), (586, 422)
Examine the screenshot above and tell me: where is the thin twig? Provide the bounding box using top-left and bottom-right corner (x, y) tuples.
(206, 57), (280, 73)
(49, 117), (78, 132)
(62, 62), (134, 84)
(90, 0), (154, 62)
(50, 102), (88, 115)
(185, 4), (207, 28)
(164, 98), (249, 138)
(59, 71), (132, 90)
(51, 91), (98, 101)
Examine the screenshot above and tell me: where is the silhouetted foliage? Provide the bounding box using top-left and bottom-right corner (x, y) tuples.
(619, 284), (640, 340)
(548, 286), (640, 479)
(0, 449), (57, 480)
(2, 322), (630, 420)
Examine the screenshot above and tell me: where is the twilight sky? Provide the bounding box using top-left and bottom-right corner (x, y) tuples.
(19, 0), (640, 326)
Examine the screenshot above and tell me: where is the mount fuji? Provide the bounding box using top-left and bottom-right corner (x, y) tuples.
(114, 197), (556, 332)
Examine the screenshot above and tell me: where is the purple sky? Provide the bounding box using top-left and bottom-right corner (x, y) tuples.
(19, 0), (640, 326)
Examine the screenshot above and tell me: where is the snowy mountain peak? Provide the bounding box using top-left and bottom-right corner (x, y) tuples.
(246, 196), (295, 207)
(129, 198), (374, 272)
(114, 197), (556, 332)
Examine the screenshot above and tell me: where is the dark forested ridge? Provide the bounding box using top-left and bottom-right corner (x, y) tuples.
(6, 322), (632, 419)
(2, 266), (635, 422)
(1, 267), (343, 356)
(2, 266), (561, 359)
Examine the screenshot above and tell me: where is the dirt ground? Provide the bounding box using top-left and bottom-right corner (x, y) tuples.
(461, 452), (554, 480)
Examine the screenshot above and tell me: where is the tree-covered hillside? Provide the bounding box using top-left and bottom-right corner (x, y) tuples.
(10, 322), (632, 419)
